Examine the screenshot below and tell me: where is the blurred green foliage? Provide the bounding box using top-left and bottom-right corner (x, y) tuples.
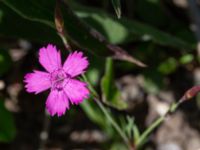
(0, 0), (198, 149)
(0, 49), (15, 143)
(0, 99), (16, 142)
(0, 50), (12, 76)
(158, 57), (178, 75)
(179, 54), (194, 64)
(101, 58), (127, 110)
(0, 0), (195, 50)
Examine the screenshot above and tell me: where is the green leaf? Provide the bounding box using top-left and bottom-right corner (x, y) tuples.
(111, 0), (121, 19)
(101, 58), (128, 110)
(123, 116), (140, 142)
(1, 0), (194, 53)
(71, 2), (195, 49)
(75, 10), (132, 44)
(81, 99), (106, 128)
(0, 49), (12, 76)
(0, 5), (61, 44)
(135, 0), (167, 27)
(179, 54), (194, 64)
(110, 142), (127, 150)
(1, 0), (145, 66)
(158, 57), (178, 74)
(86, 68), (100, 86)
(133, 123), (140, 143)
(0, 99), (16, 142)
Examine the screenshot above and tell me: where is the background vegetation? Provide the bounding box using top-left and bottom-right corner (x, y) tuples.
(0, 0), (199, 150)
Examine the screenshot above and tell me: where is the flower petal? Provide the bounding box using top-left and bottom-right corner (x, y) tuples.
(46, 90), (69, 117)
(39, 44), (62, 72)
(63, 51), (89, 77)
(64, 79), (89, 105)
(24, 70), (51, 94)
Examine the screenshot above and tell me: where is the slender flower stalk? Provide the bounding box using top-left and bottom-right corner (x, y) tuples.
(136, 98), (182, 148)
(55, 0), (72, 52)
(82, 74), (133, 149)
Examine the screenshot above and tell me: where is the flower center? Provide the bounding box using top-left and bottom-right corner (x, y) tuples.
(50, 69), (70, 91)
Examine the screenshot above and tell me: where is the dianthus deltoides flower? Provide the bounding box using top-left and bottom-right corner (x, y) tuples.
(24, 44), (89, 116)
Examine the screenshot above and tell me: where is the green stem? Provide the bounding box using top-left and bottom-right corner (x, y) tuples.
(81, 74), (98, 98)
(82, 75), (130, 148)
(136, 101), (182, 148)
(170, 101), (181, 113)
(95, 98), (130, 147)
(136, 116), (164, 147)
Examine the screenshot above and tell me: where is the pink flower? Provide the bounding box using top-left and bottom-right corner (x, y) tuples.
(24, 44), (89, 116)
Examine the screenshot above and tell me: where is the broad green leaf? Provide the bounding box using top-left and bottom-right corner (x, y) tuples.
(1, 0), (145, 66)
(158, 57), (178, 74)
(111, 0), (121, 19)
(0, 49), (12, 76)
(1, 0), (195, 56)
(71, 2), (195, 49)
(0, 99), (16, 142)
(0, 0), (108, 56)
(101, 58), (128, 110)
(74, 8), (134, 45)
(0, 1), (130, 45)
